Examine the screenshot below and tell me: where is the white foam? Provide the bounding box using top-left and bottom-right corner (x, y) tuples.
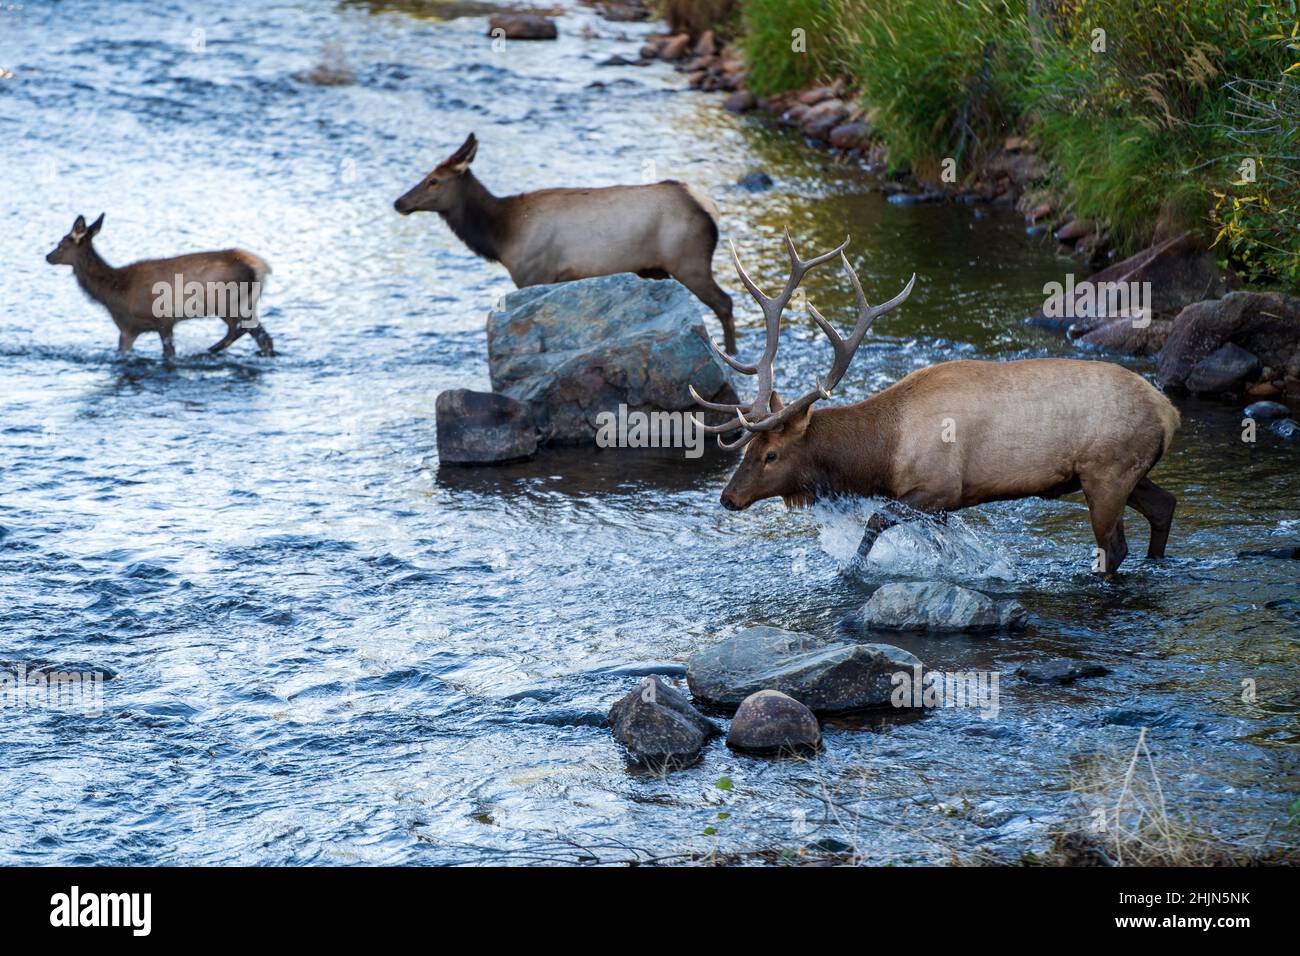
(812, 497), (1017, 582)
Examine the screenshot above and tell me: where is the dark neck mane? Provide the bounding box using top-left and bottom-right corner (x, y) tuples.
(805, 400), (895, 502)
(440, 172), (507, 262)
(72, 242), (122, 302)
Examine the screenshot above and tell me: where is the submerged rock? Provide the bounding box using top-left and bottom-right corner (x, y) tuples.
(1272, 418), (1299, 439)
(736, 170), (773, 191)
(487, 14), (558, 40)
(586, 660), (687, 678)
(887, 191), (944, 205)
(607, 676), (720, 767)
(435, 388), (537, 465)
(1016, 660), (1109, 685)
(1, 660), (119, 681)
(686, 625), (920, 713)
(487, 274), (738, 445)
(1244, 400), (1291, 421)
(1238, 544), (1300, 560)
(726, 690), (821, 755)
(862, 582), (1027, 633)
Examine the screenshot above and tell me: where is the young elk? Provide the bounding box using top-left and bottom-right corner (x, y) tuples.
(393, 133), (738, 353)
(46, 214), (275, 359)
(691, 232), (1181, 577)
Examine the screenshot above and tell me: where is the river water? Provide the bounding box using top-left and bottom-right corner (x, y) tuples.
(1, 0), (1297, 865)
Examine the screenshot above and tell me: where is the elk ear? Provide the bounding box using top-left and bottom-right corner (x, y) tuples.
(783, 403), (814, 441)
(770, 390), (784, 411)
(444, 133), (478, 174)
(85, 213), (104, 239)
(71, 214), (87, 238)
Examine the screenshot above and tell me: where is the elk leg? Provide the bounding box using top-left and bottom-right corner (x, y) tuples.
(159, 327), (176, 360)
(208, 319), (247, 354)
(117, 329), (138, 353)
(673, 270), (736, 354)
(1081, 476), (1131, 578)
(856, 511), (899, 559)
(1126, 477), (1176, 559)
(247, 322), (275, 357)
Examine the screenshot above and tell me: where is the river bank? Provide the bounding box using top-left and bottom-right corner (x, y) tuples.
(638, 1), (1298, 276)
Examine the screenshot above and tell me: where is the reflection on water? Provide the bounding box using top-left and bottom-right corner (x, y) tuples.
(0, 0), (1296, 865)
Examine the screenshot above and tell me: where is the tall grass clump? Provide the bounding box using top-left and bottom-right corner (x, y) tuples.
(741, 0), (847, 96)
(1029, 0), (1296, 270)
(834, 0), (1033, 179)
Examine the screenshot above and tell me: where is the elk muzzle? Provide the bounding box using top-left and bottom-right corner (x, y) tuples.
(720, 480), (755, 511)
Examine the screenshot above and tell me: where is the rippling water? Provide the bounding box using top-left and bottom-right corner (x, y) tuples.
(1, 0), (1297, 865)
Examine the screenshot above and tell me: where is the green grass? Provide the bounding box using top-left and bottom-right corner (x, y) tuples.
(740, 0), (845, 96)
(727, 0), (1299, 289)
(834, 0), (1032, 178)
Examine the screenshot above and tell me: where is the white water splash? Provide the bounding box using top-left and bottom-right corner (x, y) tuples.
(812, 497), (1018, 582)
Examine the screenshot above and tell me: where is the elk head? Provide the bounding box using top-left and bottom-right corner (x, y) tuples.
(46, 213), (104, 265)
(690, 231), (914, 511)
(393, 133), (478, 215)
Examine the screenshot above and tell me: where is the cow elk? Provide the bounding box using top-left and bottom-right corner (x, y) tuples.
(691, 232), (1181, 577)
(393, 133), (738, 352)
(46, 214), (275, 359)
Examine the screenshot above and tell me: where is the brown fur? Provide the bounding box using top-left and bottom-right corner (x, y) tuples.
(721, 358), (1180, 576)
(393, 133), (737, 352)
(46, 214), (274, 358)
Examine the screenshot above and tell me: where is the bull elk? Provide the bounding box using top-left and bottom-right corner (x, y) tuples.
(45, 214), (275, 359)
(691, 233), (1181, 577)
(393, 133), (738, 352)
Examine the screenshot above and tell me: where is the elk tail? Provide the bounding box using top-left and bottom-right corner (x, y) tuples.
(681, 183), (721, 246)
(232, 249), (272, 285)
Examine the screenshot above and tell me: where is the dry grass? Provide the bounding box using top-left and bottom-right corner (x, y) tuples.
(1043, 729), (1299, 867)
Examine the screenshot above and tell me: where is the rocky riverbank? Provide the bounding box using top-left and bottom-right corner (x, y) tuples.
(635, 31), (1063, 238)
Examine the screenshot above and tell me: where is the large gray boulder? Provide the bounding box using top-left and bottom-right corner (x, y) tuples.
(1157, 291), (1300, 393)
(435, 388), (537, 465)
(686, 625), (921, 714)
(487, 275), (738, 445)
(607, 676), (720, 767)
(862, 582), (1027, 633)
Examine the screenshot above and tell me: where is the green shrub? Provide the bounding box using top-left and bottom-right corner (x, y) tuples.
(1028, 0), (1296, 276)
(731, 0), (1299, 289)
(833, 0), (1033, 178)
(1208, 7), (1300, 289)
(741, 0), (846, 96)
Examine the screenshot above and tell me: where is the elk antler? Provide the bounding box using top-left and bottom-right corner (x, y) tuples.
(690, 230), (915, 450)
